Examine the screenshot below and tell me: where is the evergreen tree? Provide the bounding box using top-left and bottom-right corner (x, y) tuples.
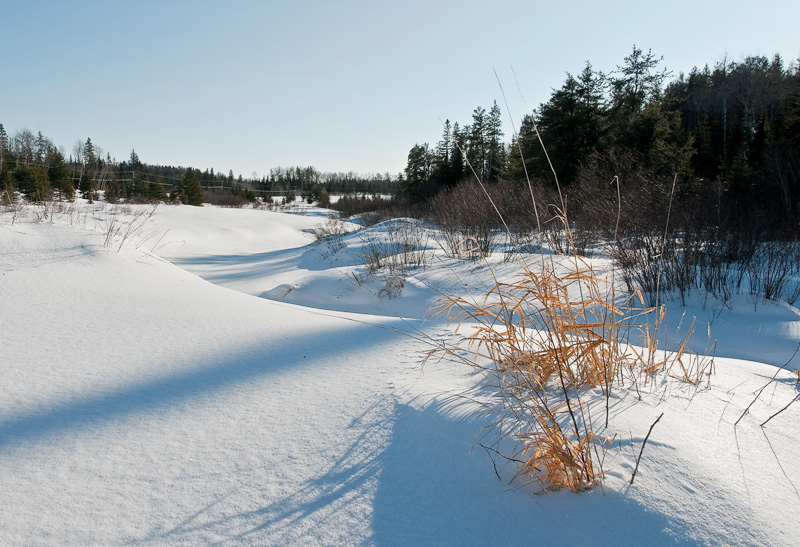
(401, 143), (433, 201)
(503, 114), (540, 185)
(179, 168), (204, 206)
(47, 149), (73, 201)
(449, 122), (465, 184)
(105, 178), (121, 203)
(485, 101), (506, 181)
(434, 119), (453, 186)
(15, 164), (50, 202)
(34, 132), (50, 163)
(610, 45), (670, 116)
(606, 46), (685, 173)
(466, 106), (487, 179)
(148, 181), (168, 203)
(83, 138), (95, 164)
(13, 167), (33, 200)
(79, 170), (95, 202)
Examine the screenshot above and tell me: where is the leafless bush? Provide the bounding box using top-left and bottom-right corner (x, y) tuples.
(28, 200), (90, 227)
(785, 278), (800, 307)
(330, 194), (402, 220)
(97, 204), (160, 252)
(662, 231), (703, 306)
(429, 181), (502, 259)
(748, 240), (800, 303)
(359, 219), (430, 275)
(312, 216), (351, 257)
(203, 190), (251, 208)
(571, 152), (674, 240)
(613, 232), (672, 306)
(697, 234), (737, 304)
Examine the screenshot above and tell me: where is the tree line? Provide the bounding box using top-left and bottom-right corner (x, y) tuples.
(0, 129), (400, 207)
(400, 46), (800, 235)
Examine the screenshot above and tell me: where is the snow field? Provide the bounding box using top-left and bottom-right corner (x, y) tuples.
(1, 201), (799, 545)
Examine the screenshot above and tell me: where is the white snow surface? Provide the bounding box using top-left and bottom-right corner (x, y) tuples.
(1, 202), (799, 545)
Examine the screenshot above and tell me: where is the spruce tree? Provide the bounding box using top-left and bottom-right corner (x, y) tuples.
(105, 178), (120, 203)
(401, 143), (433, 201)
(148, 181), (168, 203)
(47, 149), (73, 201)
(485, 101), (506, 181)
(466, 106), (487, 179)
(450, 122), (465, 185)
(434, 119), (453, 186)
(535, 64), (606, 186)
(180, 168), (204, 206)
(83, 138), (95, 166)
(79, 170), (94, 202)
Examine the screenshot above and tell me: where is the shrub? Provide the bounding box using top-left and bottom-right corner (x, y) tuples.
(203, 190), (251, 208)
(312, 216), (351, 257)
(358, 219), (430, 275)
(428, 255), (708, 491)
(429, 181), (502, 259)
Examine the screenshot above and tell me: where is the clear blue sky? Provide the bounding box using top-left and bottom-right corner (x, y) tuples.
(3, 0), (798, 178)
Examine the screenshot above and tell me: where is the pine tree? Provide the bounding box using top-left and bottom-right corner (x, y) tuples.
(180, 168), (204, 206)
(450, 122), (465, 185)
(503, 113), (540, 186)
(47, 149), (73, 201)
(536, 64), (606, 185)
(466, 106), (487, 179)
(148, 181), (168, 203)
(610, 45), (670, 115)
(34, 132), (49, 164)
(84, 138), (95, 166)
(105, 178), (121, 203)
(434, 120), (453, 187)
(401, 143), (433, 201)
(79, 170), (95, 202)
(15, 164), (50, 202)
(485, 101), (506, 181)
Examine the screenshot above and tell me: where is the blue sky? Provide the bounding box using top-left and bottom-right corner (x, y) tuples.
(3, 1), (798, 177)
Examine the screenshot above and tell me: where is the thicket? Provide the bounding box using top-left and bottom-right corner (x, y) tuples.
(391, 47), (800, 306)
(401, 47), (800, 235)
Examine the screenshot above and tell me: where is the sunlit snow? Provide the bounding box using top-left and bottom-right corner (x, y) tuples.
(1, 201), (798, 545)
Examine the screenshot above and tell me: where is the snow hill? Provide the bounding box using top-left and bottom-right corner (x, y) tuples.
(1, 201), (799, 545)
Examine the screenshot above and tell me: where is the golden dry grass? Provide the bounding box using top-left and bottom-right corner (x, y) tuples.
(428, 255), (710, 492)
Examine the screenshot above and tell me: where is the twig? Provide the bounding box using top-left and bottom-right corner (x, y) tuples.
(630, 412), (663, 485)
(760, 392), (800, 427)
(654, 174), (677, 307)
(735, 342), (800, 426)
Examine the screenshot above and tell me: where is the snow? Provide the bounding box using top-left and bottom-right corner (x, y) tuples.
(1, 201), (799, 545)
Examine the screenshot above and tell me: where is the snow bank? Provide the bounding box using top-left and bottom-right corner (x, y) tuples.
(1, 203), (798, 545)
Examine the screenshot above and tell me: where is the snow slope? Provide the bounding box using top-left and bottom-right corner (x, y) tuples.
(1, 202), (799, 545)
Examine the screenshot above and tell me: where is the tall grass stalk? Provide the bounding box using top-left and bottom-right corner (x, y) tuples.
(423, 85), (709, 492)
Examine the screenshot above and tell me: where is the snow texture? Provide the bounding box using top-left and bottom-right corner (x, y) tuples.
(1, 202), (799, 545)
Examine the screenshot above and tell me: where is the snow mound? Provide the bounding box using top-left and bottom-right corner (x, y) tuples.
(1, 202), (799, 545)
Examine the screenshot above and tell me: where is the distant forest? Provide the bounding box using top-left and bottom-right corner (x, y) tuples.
(2, 45), (798, 233)
(0, 131), (398, 206)
(401, 46), (800, 234)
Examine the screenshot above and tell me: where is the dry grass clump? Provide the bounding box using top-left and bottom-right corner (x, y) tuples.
(420, 87), (715, 492)
(428, 255), (709, 492)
